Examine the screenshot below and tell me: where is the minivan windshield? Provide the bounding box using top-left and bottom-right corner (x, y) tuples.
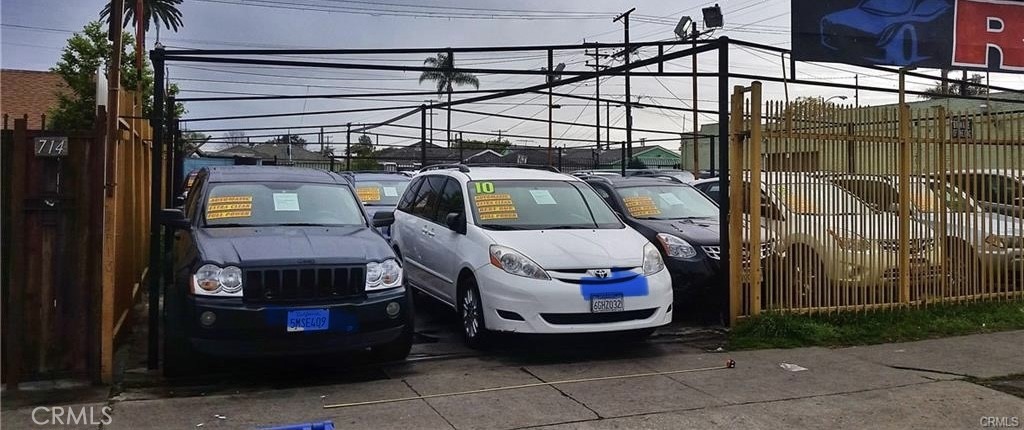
(616, 185), (719, 220)
(767, 182), (872, 215)
(468, 180), (622, 230)
(203, 182), (366, 227)
(354, 179), (410, 206)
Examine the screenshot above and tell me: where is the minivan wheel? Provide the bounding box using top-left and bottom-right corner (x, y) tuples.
(459, 278), (490, 349)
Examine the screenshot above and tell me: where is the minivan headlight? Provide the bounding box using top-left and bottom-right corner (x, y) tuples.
(192, 264), (244, 297)
(656, 233), (697, 259)
(367, 259), (402, 290)
(985, 234), (1024, 249)
(642, 242), (665, 275)
(489, 245), (550, 280)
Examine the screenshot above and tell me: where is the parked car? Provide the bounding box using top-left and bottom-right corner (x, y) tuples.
(934, 169), (1024, 219)
(381, 165), (673, 348)
(631, 169), (697, 183)
(583, 175), (776, 311)
(350, 171), (412, 239)
(820, 173), (1023, 286)
(692, 173), (942, 291)
(161, 166), (412, 376)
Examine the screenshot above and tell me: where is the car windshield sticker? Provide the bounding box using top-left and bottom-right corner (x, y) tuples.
(273, 192), (301, 211)
(474, 181), (495, 194)
(659, 192), (684, 206)
(382, 186), (399, 197)
(623, 196), (661, 217)
(529, 189), (557, 205)
(783, 194), (816, 213)
(206, 195), (253, 221)
(475, 193), (518, 220)
(356, 186), (382, 202)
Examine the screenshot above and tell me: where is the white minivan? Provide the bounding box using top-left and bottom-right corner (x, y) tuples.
(381, 165), (674, 348)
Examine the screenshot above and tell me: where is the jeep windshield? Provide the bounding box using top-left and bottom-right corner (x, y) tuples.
(203, 182), (366, 227)
(354, 180), (410, 206)
(616, 185), (718, 220)
(767, 182), (873, 215)
(468, 180), (622, 230)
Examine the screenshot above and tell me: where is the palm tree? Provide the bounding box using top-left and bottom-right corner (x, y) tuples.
(419, 52), (480, 148)
(100, 0), (184, 40)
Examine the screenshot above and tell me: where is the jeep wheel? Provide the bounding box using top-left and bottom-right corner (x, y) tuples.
(372, 330), (413, 362)
(459, 277), (490, 350)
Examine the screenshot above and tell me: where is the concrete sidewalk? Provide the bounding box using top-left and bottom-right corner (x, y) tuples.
(5, 331), (1023, 429)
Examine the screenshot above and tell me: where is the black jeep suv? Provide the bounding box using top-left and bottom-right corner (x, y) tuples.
(161, 166), (411, 376)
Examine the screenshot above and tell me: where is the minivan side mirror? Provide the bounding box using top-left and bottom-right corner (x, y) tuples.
(372, 211), (395, 227)
(445, 212), (467, 234)
(161, 208), (190, 229)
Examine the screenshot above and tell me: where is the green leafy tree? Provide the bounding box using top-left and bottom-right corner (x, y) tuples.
(419, 52), (480, 148)
(179, 130), (209, 155)
(265, 134), (308, 146)
(350, 134), (377, 170)
(48, 21), (153, 131)
(921, 73), (989, 99)
(459, 139), (510, 151)
(100, 0), (184, 38)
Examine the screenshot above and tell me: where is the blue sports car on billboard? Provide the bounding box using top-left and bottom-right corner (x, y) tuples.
(818, 0), (952, 66)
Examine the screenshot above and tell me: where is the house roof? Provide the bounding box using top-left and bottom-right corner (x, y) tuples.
(213, 143), (329, 161)
(1, 69), (66, 129)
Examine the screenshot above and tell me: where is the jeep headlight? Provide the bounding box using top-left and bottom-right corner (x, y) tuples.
(828, 229), (871, 252)
(642, 242), (665, 275)
(656, 233), (697, 259)
(366, 259), (402, 290)
(192, 264), (244, 297)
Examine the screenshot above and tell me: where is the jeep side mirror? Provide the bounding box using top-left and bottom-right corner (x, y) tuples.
(445, 212), (467, 234)
(175, 195), (186, 207)
(160, 208), (190, 230)
(372, 211), (395, 228)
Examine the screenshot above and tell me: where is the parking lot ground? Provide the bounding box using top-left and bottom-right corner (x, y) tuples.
(4, 297), (1023, 429)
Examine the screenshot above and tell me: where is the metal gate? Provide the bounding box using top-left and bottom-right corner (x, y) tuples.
(729, 82), (1024, 323)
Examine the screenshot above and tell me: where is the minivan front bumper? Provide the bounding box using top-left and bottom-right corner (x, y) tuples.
(477, 265), (673, 334)
(182, 287), (410, 357)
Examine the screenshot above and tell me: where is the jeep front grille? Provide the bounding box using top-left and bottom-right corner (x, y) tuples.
(243, 266), (365, 303)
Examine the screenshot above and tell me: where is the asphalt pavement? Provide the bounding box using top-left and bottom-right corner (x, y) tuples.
(3, 297), (1022, 429)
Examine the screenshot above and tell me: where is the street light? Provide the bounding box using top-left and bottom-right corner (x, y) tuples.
(824, 95), (848, 104)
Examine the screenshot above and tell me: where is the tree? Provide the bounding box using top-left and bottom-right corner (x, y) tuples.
(224, 131), (248, 145)
(100, 0), (184, 36)
(781, 96), (843, 121)
(48, 21), (153, 131)
(179, 130), (209, 156)
(349, 134), (377, 170)
(265, 134), (308, 146)
(921, 73), (989, 99)
(459, 139), (510, 151)
(419, 52), (480, 148)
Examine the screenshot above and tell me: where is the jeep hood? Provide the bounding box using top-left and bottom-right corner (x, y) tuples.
(195, 226), (392, 266)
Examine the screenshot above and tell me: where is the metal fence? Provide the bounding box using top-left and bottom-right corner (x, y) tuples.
(727, 82), (1024, 323)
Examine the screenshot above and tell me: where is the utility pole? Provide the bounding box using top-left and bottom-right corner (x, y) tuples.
(420, 105), (428, 167)
(614, 7), (635, 171)
(458, 131), (464, 162)
(585, 43), (609, 149)
(855, 75), (860, 107)
(492, 129), (505, 144)
(548, 49), (554, 167)
(319, 126), (324, 155)
(345, 123), (351, 171)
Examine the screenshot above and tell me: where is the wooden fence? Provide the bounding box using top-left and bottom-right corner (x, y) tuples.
(2, 90), (156, 385)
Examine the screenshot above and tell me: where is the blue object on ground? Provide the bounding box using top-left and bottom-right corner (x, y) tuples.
(259, 421), (335, 430)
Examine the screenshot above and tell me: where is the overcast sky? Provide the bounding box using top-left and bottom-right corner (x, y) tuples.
(3, 0), (1021, 152)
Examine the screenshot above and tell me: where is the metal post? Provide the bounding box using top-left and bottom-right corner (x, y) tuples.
(345, 123), (352, 171)
(558, 146), (563, 171)
(147, 45), (166, 370)
(898, 68), (911, 303)
(692, 25), (699, 175)
(606, 101), (611, 150)
(709, 136), (716, 176)
(420, 104), (427, 167)
(855, 75), (860, 107)
(548, 49), (554, 167)
(614, 8), (635, 164)
(717, 37), (731, 325)
(319, 126), (324, 154)
(458, 131), (464, 162)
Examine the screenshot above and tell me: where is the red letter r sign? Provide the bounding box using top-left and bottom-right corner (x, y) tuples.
(952, 0), (1024, 71)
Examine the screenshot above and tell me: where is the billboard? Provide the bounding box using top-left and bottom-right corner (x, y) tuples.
(792, 0), (1024, 72)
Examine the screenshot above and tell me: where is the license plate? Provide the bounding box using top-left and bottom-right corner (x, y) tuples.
(590, 294), (625, 313)
(286, 309), (329, 332)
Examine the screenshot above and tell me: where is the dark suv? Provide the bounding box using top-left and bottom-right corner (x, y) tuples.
(351, 171), (412, 239)
(161, 166), (412, 376)
(584, 176), (775, 315)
